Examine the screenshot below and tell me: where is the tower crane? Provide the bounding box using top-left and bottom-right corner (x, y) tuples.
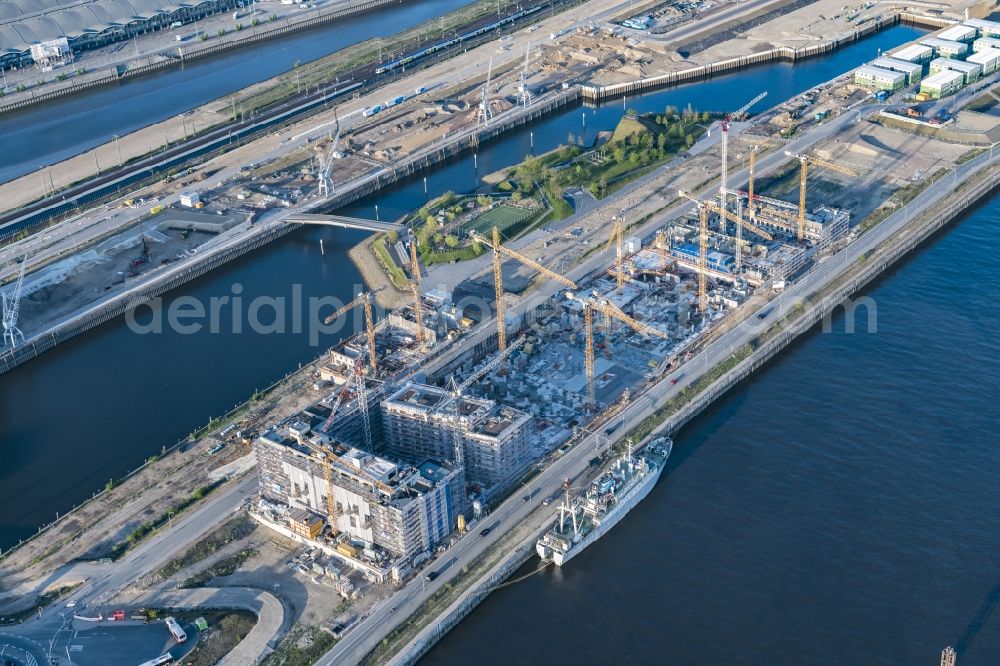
(408, 233), (425, 345)
(317, 108), (342, 198)
(605, 211), (626, 294)
(324, 291), (377, 373)
(469, 227), (577, 354)
(784, 151), (858, 241)
(679, 191), (774, 242)
(2, 257), (27, 349)
(568, 291), (669, 409)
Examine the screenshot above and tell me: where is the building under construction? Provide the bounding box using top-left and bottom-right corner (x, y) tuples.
(382, 382), (534, 498)
(254, 419), (465, 566)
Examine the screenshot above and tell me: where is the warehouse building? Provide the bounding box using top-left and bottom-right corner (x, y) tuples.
(920, 69), (965, 99)
(381, 383), (534, 498)
(964, 18), (1000, 39)
(921, 38), (970, 59)
(937, 24), (977, 44)
(854, 64), (906, 91)
(972, 36), (1000, 53)
(870, 57), (923, 84)
(929, 57), (981, 84)
(254, 421), (465, 565)
(890, 43), (934, 64)
(0, 0), (241, 70)
(967, 49), (1000, 76)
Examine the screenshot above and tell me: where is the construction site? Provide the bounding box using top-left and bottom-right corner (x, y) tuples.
(4, 0), (1000, 663)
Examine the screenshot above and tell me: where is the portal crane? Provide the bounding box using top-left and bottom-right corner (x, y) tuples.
(785, 151), (859, 241)
(324, 292), (377, 373)
(318, 108), (341, 198)
(470, 227), (577, 354)
(478, 58), (494, 126)
(2, 257), (27, 349)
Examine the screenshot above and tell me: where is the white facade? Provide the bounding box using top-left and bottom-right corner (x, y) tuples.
(922, 38), (970, 58)
(929, 57), (982, 84)
(891, 44), (933, 64)
(964, 18), (1000, 38)
(972, 37), (1000, 53)
(937, 25), (976, 43)
(967, 49), (1000, 76)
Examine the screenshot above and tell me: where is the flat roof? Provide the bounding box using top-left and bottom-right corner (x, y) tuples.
(922, 38), (969, 51)
(930, 57), (981, 73)
(891, 44), (933, 59)
(921, 69), (965, 87)
(855, 64), (905, 81)
(871, 57), (922, 73)
(965, 18), (1000, 31)
(967, 50), (1000, 64)
(937, 25), (976, 41)
(974, 37), (1000, 49)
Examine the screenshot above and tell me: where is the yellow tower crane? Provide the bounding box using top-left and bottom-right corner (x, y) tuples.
(785, 151), (859, 241)
(408, 233), (425, 345)
(470, 227), (577, 353)
(606, 212), (625, 293)
(747, 145), (759, 220)
(324, 292), (377, 373)
(679, 190), (774, 242)
(570, 291), (670, 409)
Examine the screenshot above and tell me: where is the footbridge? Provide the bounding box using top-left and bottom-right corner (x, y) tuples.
(285, 213), (404, 232)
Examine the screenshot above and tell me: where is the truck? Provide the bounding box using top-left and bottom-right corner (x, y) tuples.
(150, 205), (164, 214)
(362, 104), (382, 117)
(165, 617), (187, 643)
(385, 94), (405, 108)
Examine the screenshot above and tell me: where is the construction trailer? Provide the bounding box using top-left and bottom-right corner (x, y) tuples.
(870, 57), (923, 84)
(964, 18), (1000, 39)
(890, 44), (934, 64)
(937, 24), (977, 44)
(929, 57), (982, 84)
(920, 69), (965, 99)
(972, 37), (1000, 53)
(854, 64), (906, 91)
(967, 49), (1000, 76)
(921, 38), (970, 59)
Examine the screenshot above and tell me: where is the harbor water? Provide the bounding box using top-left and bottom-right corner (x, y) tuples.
(0, 26), (925, 552)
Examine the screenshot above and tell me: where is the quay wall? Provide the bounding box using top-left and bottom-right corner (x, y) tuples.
(581, 13), (953, 102)
(0, 90), (577, 377)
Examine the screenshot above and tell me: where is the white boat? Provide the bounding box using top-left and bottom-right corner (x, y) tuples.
(535, 437), (672, 566)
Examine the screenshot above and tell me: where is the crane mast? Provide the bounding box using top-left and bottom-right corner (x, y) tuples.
(784, 150), (858, 241)
(409, 233), (424, 345)
(605, 212), (625, 293)
(324, 292), (377, 373)
(471, 227), (577, 355)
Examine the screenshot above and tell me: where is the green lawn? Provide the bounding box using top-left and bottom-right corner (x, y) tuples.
(463, 205), (531, 235)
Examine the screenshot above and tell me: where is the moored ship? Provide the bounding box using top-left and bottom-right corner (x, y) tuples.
(535, 437), (672, 566)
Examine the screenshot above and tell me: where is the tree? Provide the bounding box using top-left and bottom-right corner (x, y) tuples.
(665, 105), (678, 119)
(444, 234), (459, 247)
(511, 190), (522, 202)
(567, 131), (577, 145)
(386, 230), (399, 244)
(700, 111), (712, 123)
(599, 175), (608, 195)
(476, 194), (492, 208)
(683, 103), (695, 120)
(657, 133), (667, 150)
(685, 134), (695, 148)
(612, 147), (625, 163)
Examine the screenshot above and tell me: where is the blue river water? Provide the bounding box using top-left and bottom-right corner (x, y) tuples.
(0, 26), (929, 555)
(0, 0), (475, 183)
(422, 185), (1000, 665)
